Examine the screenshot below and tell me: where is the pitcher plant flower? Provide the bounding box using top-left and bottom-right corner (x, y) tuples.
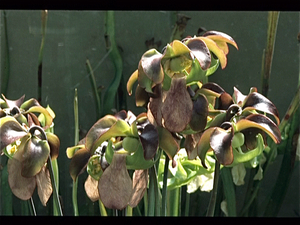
(0, 95), (60, 206)
(66, 110), (159, 210)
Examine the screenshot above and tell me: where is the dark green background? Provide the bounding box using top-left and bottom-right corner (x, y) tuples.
(1, 10), (299, 216)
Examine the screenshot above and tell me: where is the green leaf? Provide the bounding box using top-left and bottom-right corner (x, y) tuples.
(87, 155), (103, 181)
(20, 98), (40, 111)
(205, 55), (220, 76)
(126, 143), (156, 170)
(127, 69), (138, 96)
(0, 116), (27, 151)
(186, 57), (206, 85)
(229, 133), (265, 167)
(122, 136), (140, 154)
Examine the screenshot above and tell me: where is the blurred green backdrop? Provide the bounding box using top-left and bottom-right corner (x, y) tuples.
(0, 10), (299, 216)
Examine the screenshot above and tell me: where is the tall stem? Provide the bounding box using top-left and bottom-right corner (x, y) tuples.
(72, 88), (79, 216)
(37, 10), (48, 104)
(47, 156), (63, 216)
(161, 153), (169, 216)
(206, 160), (220, 216)
(261, 11), (280, 97)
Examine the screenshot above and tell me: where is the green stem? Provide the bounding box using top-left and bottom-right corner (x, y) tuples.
(1, 10), (10, 96)
(72, 88), (79, 216)
(184, 191), (190, 216)
(261, 11), (280, 97)
(102, 10), (123, 116)
(98, 199), (108, 216)
(167, 188), (180, 216)
(126, 205), (132, 216)
(37, 10), (48, 104)
(263, 108), (299, 216)
(161, 153), (169, 216)
(47, 156), (63, 216)
(86, 59), (101, 119)
(220, 167), (237, 216)
(147, 167), (156, 216)
(28, 197), (36, 216)
(206, 160), (220, 216)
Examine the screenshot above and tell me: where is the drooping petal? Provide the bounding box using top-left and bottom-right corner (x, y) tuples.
(21, 136), (50, 178)
(218, 92), (234, 110)
(135, 84), (150, 107)
(157, 126), (180, 161)
(69, 148), (90, 181)
(98, 153), (133, 210)
(84, 175), (101, 202)
(233, 87), (247, 106)
(189, 93), (208, 132)
(36, 165), (52, 206)
(242, 92), (280, 125)
(202, 31), (239, 52)
(184, 132), (202, 160)
(235, 114), (281, 144)
(90, 119), (131, 154)
(46, 132), (60, 160)
(2, 94), (25, 109)
(198, 37), (227, 69)
(127, 69), (138, 96)
(139, 124), (159, 160)
(0, 116), (27, 151)
(210, 127), (234, 166)
(161, 75), (193, 133)
(129, 169), (148, 208)
(85, 115), (118, 152)
(7, 157), (36, 200)
(198, 127), (215, 169)
(185, 38), (211, 70)
(24, 106), (53, 129)
(20, 98), (41, 111)
(140, 49), (164, 84)
(163, 40), (191, 59)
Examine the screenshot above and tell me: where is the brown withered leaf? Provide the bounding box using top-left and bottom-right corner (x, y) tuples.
(98, 153), (133, 210)
(184, 132), (202, 160)
(84, 175), (100, 202)
(129, 169), (148, 207)
(36, 165), (52, 206)
(7, 157), (36, 200)
(161, 75), (193, 132)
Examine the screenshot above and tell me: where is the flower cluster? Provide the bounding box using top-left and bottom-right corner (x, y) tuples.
(0, 94), (60, 206)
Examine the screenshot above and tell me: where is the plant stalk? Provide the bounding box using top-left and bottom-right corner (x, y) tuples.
(206, 160), (220, 216)
(102, 10), (123, 116)
(86, 59), (101, 119)
(37, 10), (48, 104)
(261, 11), (280, 97)
(161, 153), (169, 216)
